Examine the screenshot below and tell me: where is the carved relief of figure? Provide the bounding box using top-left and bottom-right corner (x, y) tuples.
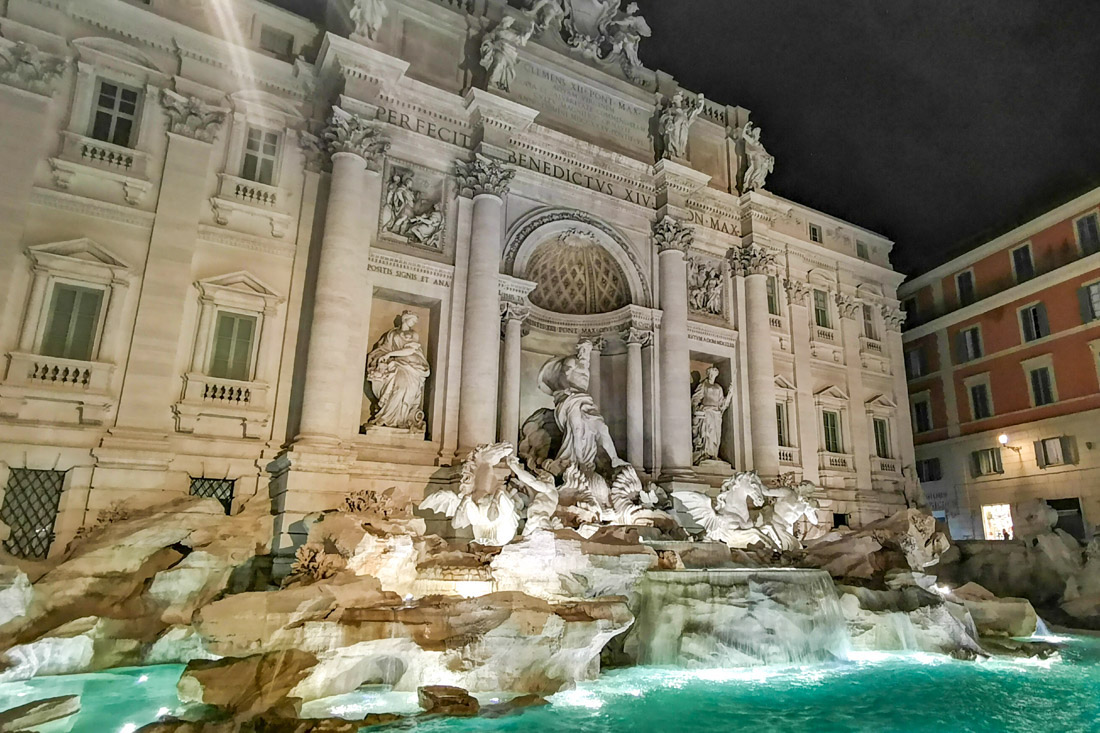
(382, 171), (417, 235)
(604, 2), (651, 77)
(350, 0), (388, 40)
(691, 366), (734, 464)
(480, 17), (534, 92)
(688, 259), (723, 316)
(365, 311), (431, 431)
(738, 121), (774, 192)
(658, 91), (704, 160)
(538, 340), (625, 474)
(525, 0), (565, 33)
(404, 202), (445, 249)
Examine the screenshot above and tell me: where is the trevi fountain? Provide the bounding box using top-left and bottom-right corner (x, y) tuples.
(0, 0), (1097, 731)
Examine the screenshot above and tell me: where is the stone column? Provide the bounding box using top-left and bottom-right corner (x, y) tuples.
(785, 278), (820, 484)
(588, 335), (605, 409)
(883, 305), (921, 502)
(456, 154), (514, 451)
(295, 107), (389, 446)
(498, 300), (529, 444)
(623, 326), (651, 469)
(838, 293), (872, 488)
(730, 243), (780, 479)
(653, 217), (695, 478)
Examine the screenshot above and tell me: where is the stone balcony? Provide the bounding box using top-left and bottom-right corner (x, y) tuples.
(819, 450), (854, 472)
(810, 325), (844, 364)
(778, 445), (800, 466)
(211, 173), (292, 238)
(0, 352), (116, 424)
(859, 335), (891, 374)
(49, 131), (152, 205)
(174, 373), (271, 439)
(872, 456), (900, 475)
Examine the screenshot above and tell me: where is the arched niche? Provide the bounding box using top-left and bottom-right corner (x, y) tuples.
(504, 208), (652, 310)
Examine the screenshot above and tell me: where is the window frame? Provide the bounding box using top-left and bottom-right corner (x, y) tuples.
(1021, 353), (1057, 407)
(956, 324), (983, 363)
(971, 447), (1004, 477)
(916, 457), (942, 483)
(1010, 242), (1035, 283)
(872, 416), (891, 459)
(1078, 279), (1100, 324)
(861, 302), (877, 340)
(1074, 210), (1100, 256)
(776, 401), (791, 448)
(1035, 436), (1077, 469)
(1018, 301), (1050, 343)
(809, 223), (823, 243)
(955, 269), (976, 307)
(822, 409), (843, 453)
(88, 77), (144, 149)
(904, 346), (926, 379)
(207, 308), (260, 382)
(963, 372), (994, 421)
(37, 280), (107, 362)
(856, 241), (870, 260)
(766, 275), (781, 317)
(813, 289), (831, 329)
(239, 125), (283, 186)
(911, 392), (933, 433)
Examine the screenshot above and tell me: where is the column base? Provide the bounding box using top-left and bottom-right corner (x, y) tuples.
(658, 466), (697, 482)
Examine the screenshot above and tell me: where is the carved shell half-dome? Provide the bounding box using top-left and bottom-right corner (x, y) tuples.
(525, 229), (631, 315)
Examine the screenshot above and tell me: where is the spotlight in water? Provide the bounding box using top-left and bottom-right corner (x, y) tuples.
(137, 674), (149, 684)
(119, 724), (138, 733)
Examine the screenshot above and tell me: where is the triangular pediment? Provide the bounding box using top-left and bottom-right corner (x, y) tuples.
(72, 37), (167, 75)
(865, 394), (898, 409)
(198, 271), (281, 299)
(774, 375), (796, 391)
(814, 385), (849, 402)
(27, 238), (130, 270)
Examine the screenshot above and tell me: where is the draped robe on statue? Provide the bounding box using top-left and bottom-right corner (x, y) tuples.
(366, 312), (431, 430)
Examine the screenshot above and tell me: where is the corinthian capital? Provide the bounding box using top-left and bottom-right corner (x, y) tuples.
(881, 304), (906, 332)
(783, 278), (811, 305)
(325, 106), (389, 165)
(0, 42), (66, 95)
(835, 293), (860, 319)
(160, 89), (227, 143)
(652, 216), (694, 253)
(500, 300), (531, 323)
(455, 152), (515, 198)
(298, 129), (328, 173)
(727, 243), (776, 276)
(622, 326), (653, 347)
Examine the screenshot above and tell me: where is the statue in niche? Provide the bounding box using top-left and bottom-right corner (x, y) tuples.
(349, 0), (387, 40)
(480, 17), (534, 92)
(673, 472), (775, 549)
(364, 310), (430, 431)
(538, 339), (626, 475)
(691, 366), (734, 464)
(658, 91), (704, 160)
(687, 259), (723, 316)
(525, 0), (565, 34)
(382, 171), (445, 249)
(737, 121), (774, 192)
(420, 442), (520, 546)
(603, 2), (651, 78)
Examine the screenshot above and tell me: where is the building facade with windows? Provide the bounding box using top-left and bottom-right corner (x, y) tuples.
(900, 185), (1100, 540)
(0, 0), (914, 562)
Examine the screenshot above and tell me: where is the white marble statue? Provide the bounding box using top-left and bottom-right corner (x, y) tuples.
(525, 0), (565, 33)
(658, 91), (704, 160)
(505, 454), (563, 534)
(691, 366), (734, 464)
(759, 478), (820, 552)
(673, 472), (773, 549)
(739, 121), (774, 192)
(420, 442), (520, 546)
(603, 2), (650, 77)
(539, 340), (626, 475)
(480, 17), (534, 92)
(405, 203), (445, 248)
(349, 0), (388, 40)
(365, 311), (431, 431)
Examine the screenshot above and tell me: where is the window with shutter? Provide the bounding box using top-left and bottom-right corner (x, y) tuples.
(208, 312), (257, 381)
(1029, 366), (1055, 406)
(970, 383), (992, 419)
(1078, 213), (1100, 255)
(971, 447), (1003, 476)
(1079, 283), (1100, 323)
(41, 284), (104, 361)
(956, 271), (976, 305)
(1011, 245), (1035, 281)
(912, 399), (932, 433)
(916, 457), (942, 482)
(1020, 303), (1049, 342)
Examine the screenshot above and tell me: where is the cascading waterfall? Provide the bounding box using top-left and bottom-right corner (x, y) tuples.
(625, 568), (852, 667)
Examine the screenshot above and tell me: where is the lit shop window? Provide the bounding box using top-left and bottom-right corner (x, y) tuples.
(982, 503), (1014, 541)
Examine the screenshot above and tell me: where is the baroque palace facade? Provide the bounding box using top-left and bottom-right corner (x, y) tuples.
(0, 0), (914, 561)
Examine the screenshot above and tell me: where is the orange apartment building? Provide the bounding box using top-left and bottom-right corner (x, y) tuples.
(899, 186), (1100, 540)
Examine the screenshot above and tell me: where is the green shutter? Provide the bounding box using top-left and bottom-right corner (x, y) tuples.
(1036, 303), (1050, 338)
(1079, 287), (1095, 323)
(1021, 308), (1036, 341)
(41, 285), (103, 360)
(209, 312), (256, 381)
(954, 331), (967, 363)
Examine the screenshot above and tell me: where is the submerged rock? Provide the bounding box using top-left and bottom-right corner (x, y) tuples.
(177, 650), (319, 717)
(417, 685), (479, 716)
(945, 582), (1038, 638)
(0, 694), (80, 731)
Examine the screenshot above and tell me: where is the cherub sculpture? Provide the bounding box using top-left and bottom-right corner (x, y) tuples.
(420, 442), (520, 546)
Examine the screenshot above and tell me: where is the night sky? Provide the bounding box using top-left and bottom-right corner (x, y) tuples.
(279, 1), (1100, 276)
